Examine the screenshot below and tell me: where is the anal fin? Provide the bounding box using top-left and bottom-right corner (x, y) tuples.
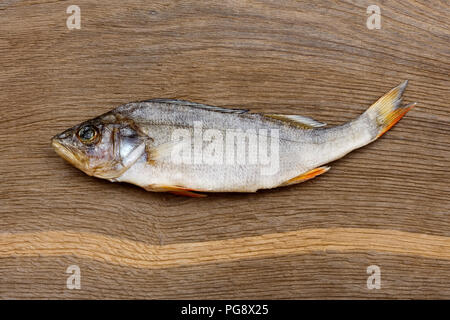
(145, 184), (207, 198)
(280, 166), (330, 187)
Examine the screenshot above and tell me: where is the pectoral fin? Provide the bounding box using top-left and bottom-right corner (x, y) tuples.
(280, 166), (330, 187)
(146, 140), (187, 164)
(145, 184), (207, 197)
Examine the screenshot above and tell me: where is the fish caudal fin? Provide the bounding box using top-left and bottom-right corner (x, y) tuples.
(363, 80), (416, 138)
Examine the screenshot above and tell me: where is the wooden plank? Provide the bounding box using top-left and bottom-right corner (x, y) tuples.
(0, 0), (448, 299)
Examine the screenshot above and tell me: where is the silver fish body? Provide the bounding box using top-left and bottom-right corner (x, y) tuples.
(52, 81), (415, 196)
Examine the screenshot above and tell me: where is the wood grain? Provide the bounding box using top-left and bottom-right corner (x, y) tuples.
(0, 0), (449, 299)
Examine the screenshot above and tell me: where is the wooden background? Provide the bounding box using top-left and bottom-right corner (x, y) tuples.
(0, 0), (449, 299)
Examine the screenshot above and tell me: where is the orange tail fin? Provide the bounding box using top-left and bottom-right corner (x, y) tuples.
(364, 80), (416, 138)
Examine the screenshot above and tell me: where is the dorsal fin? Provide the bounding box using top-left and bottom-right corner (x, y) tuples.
(143, 99), (249, 114)
(265, 114), (326, 129)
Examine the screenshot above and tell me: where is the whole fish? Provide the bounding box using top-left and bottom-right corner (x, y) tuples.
(52, 81), (415, 197)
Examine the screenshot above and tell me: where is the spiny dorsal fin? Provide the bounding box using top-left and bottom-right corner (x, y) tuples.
(143, 99), (249, 114)
(265, 114), (327, 129)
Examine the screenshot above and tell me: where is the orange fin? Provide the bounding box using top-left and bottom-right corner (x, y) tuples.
(377, 102), (415, 138)
(280, 166), (330, 187)
(169, 189), (207, 198)
(145, 184), (207, 198)
(363, 80), (416, 138)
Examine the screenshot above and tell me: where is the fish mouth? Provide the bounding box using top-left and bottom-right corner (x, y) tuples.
(51, 138), (92, 175)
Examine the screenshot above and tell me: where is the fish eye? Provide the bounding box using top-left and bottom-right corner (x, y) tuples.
(77, 125), (99, 144)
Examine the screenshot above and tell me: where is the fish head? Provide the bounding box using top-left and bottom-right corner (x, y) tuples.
(51, 113), (146, 179)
